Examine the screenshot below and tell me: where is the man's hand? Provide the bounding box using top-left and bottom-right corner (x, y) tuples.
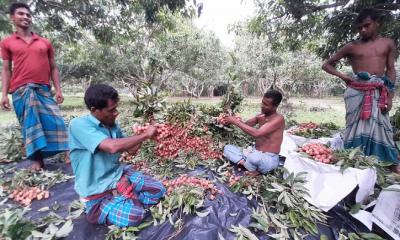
(55, 91), (64, 104)
(383, 98), (393, 114)
(341, 75), (353, 85)
(128, 143), (141, 155)
(145, 125), (157, 139)
(222, 115), (241, 125)
(1, 96), (11, 111)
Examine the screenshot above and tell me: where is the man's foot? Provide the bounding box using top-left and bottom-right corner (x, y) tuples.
(238, 160), (245, 166)
(64, 151), (71, 164)
(391, 165), (400, 174)
(29, 159), (44, 171)
(245, 171), (260, 177)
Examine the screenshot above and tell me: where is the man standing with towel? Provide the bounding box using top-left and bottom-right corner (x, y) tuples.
(322, 9), (399, 172)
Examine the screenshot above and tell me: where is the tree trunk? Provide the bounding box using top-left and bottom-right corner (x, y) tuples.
(207, 86), (215, 98)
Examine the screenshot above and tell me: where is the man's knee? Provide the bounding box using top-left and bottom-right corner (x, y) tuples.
(223, 144), (237, 155)
(109, 205), (147, 227)
(126, 208), (147, 227)
(223, 144), (243, 163)
(257, 157), (279, 174)
(244, 154), (260, 172)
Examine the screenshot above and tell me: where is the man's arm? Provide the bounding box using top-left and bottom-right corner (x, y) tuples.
(127, 143), (142, 155)
(384, 39), (397, 113)
(48, 48), (63, 104)
(1, 60), (11, 110)
(225, 115), (284, 138)
(98, 126), (156, 154)
(386, 39), (397, 85)
(244, 116), (258, 127)
(322, 44), (353, 84)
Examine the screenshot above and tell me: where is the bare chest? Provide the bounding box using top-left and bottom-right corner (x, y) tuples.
(350, 42), (388, 60)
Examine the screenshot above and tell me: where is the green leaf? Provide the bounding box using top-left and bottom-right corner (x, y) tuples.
(38, 207), (50, 212)
(320, 234), (329, 240)
(348, 148), (359, 160)
(350, 203), (362, 214)
(55, 220), (73, 238)
(196, 210), (210, 217)
(359, 233), (386, 240)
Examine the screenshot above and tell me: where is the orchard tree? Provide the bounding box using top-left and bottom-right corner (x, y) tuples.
(0, 0), (199, 41)
(232, 22), (341, 97)
(159, 18), (227, 97)
(249, 0), (400, 59)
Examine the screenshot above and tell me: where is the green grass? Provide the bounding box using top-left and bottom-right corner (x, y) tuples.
(0, 111), (17, 124)
(0, 95), (357, 128)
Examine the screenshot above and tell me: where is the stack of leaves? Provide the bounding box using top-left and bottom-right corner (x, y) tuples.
(332, 148), (399, 188)
(333, 148), (375, 171)
(132, 85), (167, 121)
(106, 222), (152, 240)
(0, 208), (35, 240)
(151, 175), (221, 228)
(198, 104), (223, 117)
(0, 126), (24, 163)
(164, 100), (196, 126)
(243, 169), (327, 239)
(215, 162), (251, 192)
(298, 143), (333, 163)
(207, 116), (254, 149)
(220, 85), (244, 114)
(229, 176), (261, 202)
(287, 122), (336, 138)
(133, 123), (221, 160)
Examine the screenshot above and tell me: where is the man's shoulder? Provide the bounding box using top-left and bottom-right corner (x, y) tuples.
(36, 35), (52, 46)
(273, 113), (285, 124)
(0, 35), (15, 46)
(379, 37), (395, 46)
(342, 41), (358, 50)
(276, 113), (285, 121)
(70, 115), (95, 128)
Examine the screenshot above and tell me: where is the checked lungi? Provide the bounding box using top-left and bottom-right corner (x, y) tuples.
(84, 167), (166, 227)
(11, 83), (68, 159)
(344, 73), (399, 163)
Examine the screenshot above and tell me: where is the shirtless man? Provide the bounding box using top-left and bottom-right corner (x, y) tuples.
(322, 8), (399, 172)
(222, 89), (285, 176)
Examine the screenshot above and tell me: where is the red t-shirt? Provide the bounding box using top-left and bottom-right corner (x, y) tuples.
(0, 33), (54, 93)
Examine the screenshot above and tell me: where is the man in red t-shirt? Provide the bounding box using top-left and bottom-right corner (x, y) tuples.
(1, 2), (68, 170)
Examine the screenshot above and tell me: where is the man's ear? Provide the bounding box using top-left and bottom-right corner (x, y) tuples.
(90, 107), (96, 112)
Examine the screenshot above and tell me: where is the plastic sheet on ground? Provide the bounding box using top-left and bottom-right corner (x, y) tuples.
(2, 158), (386, 240)
(284, 153), (376, 212)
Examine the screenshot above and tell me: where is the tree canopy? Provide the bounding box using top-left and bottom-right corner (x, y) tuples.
(249, 0), (400, 59)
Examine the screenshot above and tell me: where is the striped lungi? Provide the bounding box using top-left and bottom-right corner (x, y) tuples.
(11, 83), (68, 159)
(344, 73), (398, 163)
(84, 167), (166, 227)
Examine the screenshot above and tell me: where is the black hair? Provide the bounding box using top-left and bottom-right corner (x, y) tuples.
(355, 8), (380, 23)
(9, 2), (31, 15)
(263, 89), (283, 106)
(84, 84), (119, 110)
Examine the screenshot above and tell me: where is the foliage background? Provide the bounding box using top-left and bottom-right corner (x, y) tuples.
(0, 0), (399, 98)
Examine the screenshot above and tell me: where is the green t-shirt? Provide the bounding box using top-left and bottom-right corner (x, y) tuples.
(68, 114), (124, 197)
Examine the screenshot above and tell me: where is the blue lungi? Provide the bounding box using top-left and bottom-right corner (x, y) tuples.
(12, 83), (68, 159)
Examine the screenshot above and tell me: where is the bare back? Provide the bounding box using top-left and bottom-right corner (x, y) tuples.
(254, 113), (284, 154)
(347, 37), (392, 75)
